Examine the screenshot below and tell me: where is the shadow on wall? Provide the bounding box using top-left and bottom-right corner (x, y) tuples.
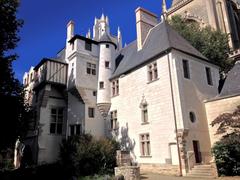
(68, 69), (75, 89)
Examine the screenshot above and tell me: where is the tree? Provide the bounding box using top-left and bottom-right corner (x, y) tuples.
(0, 0), (28, 167)
(59, 134), (119, 177)
(169, 15), (234, 73)
(211, 105), (240, 176)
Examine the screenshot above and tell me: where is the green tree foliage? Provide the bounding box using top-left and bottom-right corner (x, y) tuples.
(211, 105), (240, 176)
(169, 15), (233, 72)
(0, 0), (29, 168)
(59, 134), (120, 177)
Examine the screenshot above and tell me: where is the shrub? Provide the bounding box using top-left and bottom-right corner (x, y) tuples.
(212, 133), (240, 176)
(59, 134), (120, 177)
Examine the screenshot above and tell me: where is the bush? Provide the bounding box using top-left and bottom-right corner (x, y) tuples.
(59, 134), (119, 177)
(212, 133), (240, 176)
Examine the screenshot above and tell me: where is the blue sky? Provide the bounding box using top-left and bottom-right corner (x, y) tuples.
(14, 0), (172, 81)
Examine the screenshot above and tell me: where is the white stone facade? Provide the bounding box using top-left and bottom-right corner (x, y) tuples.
(22, 1), (239, 176)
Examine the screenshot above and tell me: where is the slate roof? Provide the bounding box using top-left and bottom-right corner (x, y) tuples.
(111, 21), (208, 79)
(219, 62), (240, 97)
(99, 33), (117, 48)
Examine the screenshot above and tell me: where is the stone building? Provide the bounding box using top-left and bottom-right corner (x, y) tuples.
(22, 0), (239, 177)
(165, 0), (240, 60)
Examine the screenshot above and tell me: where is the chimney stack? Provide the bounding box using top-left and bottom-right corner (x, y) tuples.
(67, 20), (75, 41)
(135, 7), (158, 51)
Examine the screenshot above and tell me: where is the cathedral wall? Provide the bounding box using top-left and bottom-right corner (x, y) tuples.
(111, 54), (178, 165)
(168, 0), (210, 24)
(172, 50), (219, 163)
(205, 95), (240, 146)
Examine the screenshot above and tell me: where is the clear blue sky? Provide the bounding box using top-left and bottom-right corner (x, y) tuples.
(14, 0), (173, 81)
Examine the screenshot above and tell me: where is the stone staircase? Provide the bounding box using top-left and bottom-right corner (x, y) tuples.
(187, 164), (217, 178)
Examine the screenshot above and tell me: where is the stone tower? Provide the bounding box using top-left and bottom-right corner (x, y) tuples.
(95, 15), (118, 117)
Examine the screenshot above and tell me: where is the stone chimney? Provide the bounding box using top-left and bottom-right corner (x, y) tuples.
(67, 20), (75, 41)
(135, 7), (158, 51)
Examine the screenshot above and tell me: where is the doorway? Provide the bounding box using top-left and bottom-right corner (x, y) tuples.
(192, 140), (201, 163)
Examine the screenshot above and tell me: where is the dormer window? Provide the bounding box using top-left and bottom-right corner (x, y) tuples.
(147, 62), (158, 82)
(85, 41), (92, 51)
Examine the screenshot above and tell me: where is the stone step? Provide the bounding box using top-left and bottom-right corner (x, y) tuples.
(187, 164), (216, 178)
(190, 169), (213, 173)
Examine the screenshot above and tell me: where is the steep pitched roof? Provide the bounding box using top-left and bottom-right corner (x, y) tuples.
(111, 21), (208, 79)
(99, 33), (117, 48)
(219, 62), (240, 97)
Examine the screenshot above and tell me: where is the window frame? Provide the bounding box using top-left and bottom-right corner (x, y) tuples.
(110, 110), (118, 130)
(50, 107), (64, 135)
(69, 124), (82, 136)
(112, 79), (119, 96)
(147, 62), (158, 82)
(182, 59), (190, 79)
(86, 62), (96, 75)
(88, 107), (95, 118)
(85, 41), (92, 51)
(140, 133), (151, 157)
(205, 67), (213, 86)
(99, 81), (104, 89)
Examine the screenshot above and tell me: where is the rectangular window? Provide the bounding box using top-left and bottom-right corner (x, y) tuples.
(106, 44), (109, 48)
(85, 41), (92, 51)
(110, 110), (117, 130)
(69, 124), (82, 136)
(88, 107), (95, 118)
(182, 59), (190, 79)
(86, 62), (96, 75)
(105, 61), (110, 68)
(100, 81), (104, 89)
(93, 91), (97, 96)
(50, 108), (64, 135)
(112, 79), (119, 96)
(140, 133), (151, 156)
(148, 62), (158, 82)
(205, 67), (213, 85)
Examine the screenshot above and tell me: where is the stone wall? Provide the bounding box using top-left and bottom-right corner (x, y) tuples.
(115, 166), (140, 180)
(140, 164), (179, 176)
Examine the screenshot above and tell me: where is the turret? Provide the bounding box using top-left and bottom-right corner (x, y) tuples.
(93, 14), (110, 41)
(97, 33), (117, 117)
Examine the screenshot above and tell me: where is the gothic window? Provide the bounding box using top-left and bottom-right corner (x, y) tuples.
(148, 62), (158, 82)
(86, 62), (96, 75)
(85, 41), (92, 51)
(140, 96), (148, 124)
(112, 79), (119, 96)
(205, 67), (213, 86)
(99, 81), (104, 89)
(182, 59), (190, 79)
(69, 124), (82, 136)
(140, 133), (151, 156)
(88, 107), (95, 118)
(50, 108), (64, 135)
